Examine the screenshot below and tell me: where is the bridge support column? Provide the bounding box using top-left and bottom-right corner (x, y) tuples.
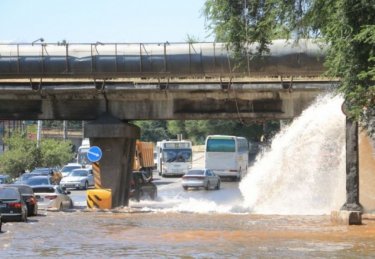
(332, 117), (363, 225)
(84, 114), (140, 208)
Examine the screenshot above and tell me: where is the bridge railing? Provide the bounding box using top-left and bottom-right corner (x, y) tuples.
(0, 40), (326, 79)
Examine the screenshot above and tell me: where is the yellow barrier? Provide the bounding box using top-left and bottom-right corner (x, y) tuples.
(87, 189), (112, 209)
(92, 162), (102, 189)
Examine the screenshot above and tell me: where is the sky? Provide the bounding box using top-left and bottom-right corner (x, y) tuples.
(0, 0), (213, 44)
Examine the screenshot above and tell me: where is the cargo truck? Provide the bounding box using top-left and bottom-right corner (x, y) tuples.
(132, 141), (155, 179)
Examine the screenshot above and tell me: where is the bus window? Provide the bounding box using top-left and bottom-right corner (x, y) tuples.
(206, 139), (235, 152)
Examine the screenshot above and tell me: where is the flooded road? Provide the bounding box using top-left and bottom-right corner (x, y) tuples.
(2, 175), (375, 258)
(2, 206), (375, 258)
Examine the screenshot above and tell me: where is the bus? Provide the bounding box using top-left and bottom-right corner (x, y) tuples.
(156, 140), (192, 177)
(77, 138), (91, 166)
(204, 135), (249, 181)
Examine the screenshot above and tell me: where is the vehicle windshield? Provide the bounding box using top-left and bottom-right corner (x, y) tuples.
(0, 176), (10, 184)
(62, 166), (81, 172)
(25, 177), (50, 186)
(18, 173), (34, 181)
(14, 186), (33, 195)
(0, 188), (20, 199)
(186, 170), (205, 176)
(31, 168), (52, 175)
(162, 149), (192, 162)
(70, 170), (88, 177)
(206, 138), (235, 152)
(77, 148), (91, 166)
(32, 187), (55, 193)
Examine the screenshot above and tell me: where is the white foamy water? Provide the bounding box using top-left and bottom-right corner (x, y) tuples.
(240, 94), (346, 215)
(131, 180), (246, 214)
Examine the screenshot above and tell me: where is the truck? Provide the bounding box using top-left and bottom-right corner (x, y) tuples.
(129, 141), (157, 201)
(132, 140), (155, 179)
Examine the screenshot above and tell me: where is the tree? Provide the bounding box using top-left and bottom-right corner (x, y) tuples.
(134, 120), (171, 142)
(0, 132), (40, 177)
(204, 0), (375, 135)
(39, 138), (74, 167)
(0, 132), (74, 177)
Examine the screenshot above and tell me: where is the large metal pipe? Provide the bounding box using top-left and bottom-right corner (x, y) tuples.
(0, 39), (326, 79)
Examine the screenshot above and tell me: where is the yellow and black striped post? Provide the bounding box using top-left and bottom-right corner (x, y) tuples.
(92, 162), (102, 189)
(87, 162), (112, 209)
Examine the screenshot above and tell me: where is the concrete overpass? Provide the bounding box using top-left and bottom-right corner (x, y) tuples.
(0, 39), (331, 121)
(2, 39), (360, 218)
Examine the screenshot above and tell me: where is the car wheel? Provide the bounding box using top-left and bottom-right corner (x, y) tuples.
(59, 203), (64, 211)
(183, 186), (188, 191)
(23, 213), (28, 223)
(69, 200), (74, 209)
(216, 181), (220, 190)
(205, 181), (210, 190)
(0, 221), (2, 232)
(83, 181), (88, 190)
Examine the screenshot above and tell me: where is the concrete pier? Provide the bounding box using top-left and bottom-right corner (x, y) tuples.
(84, 114), (140, 208)
(336, 117), (363, 225)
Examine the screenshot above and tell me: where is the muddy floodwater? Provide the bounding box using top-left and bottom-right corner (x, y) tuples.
(2, 210), (375, 258)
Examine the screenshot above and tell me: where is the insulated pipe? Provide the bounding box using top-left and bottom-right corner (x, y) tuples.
(0, 39), (326, 79)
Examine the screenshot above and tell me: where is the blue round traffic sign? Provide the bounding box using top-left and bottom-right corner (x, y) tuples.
(86, 146), (102, 162)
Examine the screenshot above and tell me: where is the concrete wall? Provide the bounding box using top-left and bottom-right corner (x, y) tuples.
(359, 131), (375, 212)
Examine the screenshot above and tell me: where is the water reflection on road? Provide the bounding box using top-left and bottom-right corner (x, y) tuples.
(2, 208), (375, 257)
(1, 177), (375, 258)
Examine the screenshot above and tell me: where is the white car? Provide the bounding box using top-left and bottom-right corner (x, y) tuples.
(32, 185), (73, 211)
(182, 168), (221, 190)
(59, 168), (94, 190)
(60, 163), (82, 178)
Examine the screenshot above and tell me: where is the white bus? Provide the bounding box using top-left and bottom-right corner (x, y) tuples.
(77, 138), (91, 166)
(156, 140), (192, 177)
(204, 135), (249, 181)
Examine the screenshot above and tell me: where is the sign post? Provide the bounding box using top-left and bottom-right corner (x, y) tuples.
(87, 146), (102, 163)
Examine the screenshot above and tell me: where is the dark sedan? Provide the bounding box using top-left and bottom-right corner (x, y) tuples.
(0, 186), (28, 222)
(3, 184), (38, 216)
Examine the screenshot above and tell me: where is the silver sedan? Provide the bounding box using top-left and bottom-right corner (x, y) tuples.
(32, 185), (73, 211)
(182, 169), (221, 190)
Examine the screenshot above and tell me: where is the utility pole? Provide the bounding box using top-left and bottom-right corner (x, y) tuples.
(63, 120), (68, 140)
(37, 120), (42, 148)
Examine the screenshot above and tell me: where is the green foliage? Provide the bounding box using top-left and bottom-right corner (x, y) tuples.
(204, 0), (375, 134)
(0, 132), (74, 177)
(134, 119), (272, 145)
(134, 120), (172, 142)
(39, 138), (74, 167)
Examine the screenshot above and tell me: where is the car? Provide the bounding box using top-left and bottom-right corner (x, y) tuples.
(30, 167), (62, 184)
(0, 175), (12, 184)
(182, 169), (221, 191)
(13, 172), (35, 184)
(32, 185), (73, 211)
(30, 167), (54, 176)
(3, 184), (38, 216)
(129, 171), (157, 201)
(24, 175), (54, 186)
(0, 186), (28, 222)
(60, 163), (83, 178)
(59, 168), (94, 190)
